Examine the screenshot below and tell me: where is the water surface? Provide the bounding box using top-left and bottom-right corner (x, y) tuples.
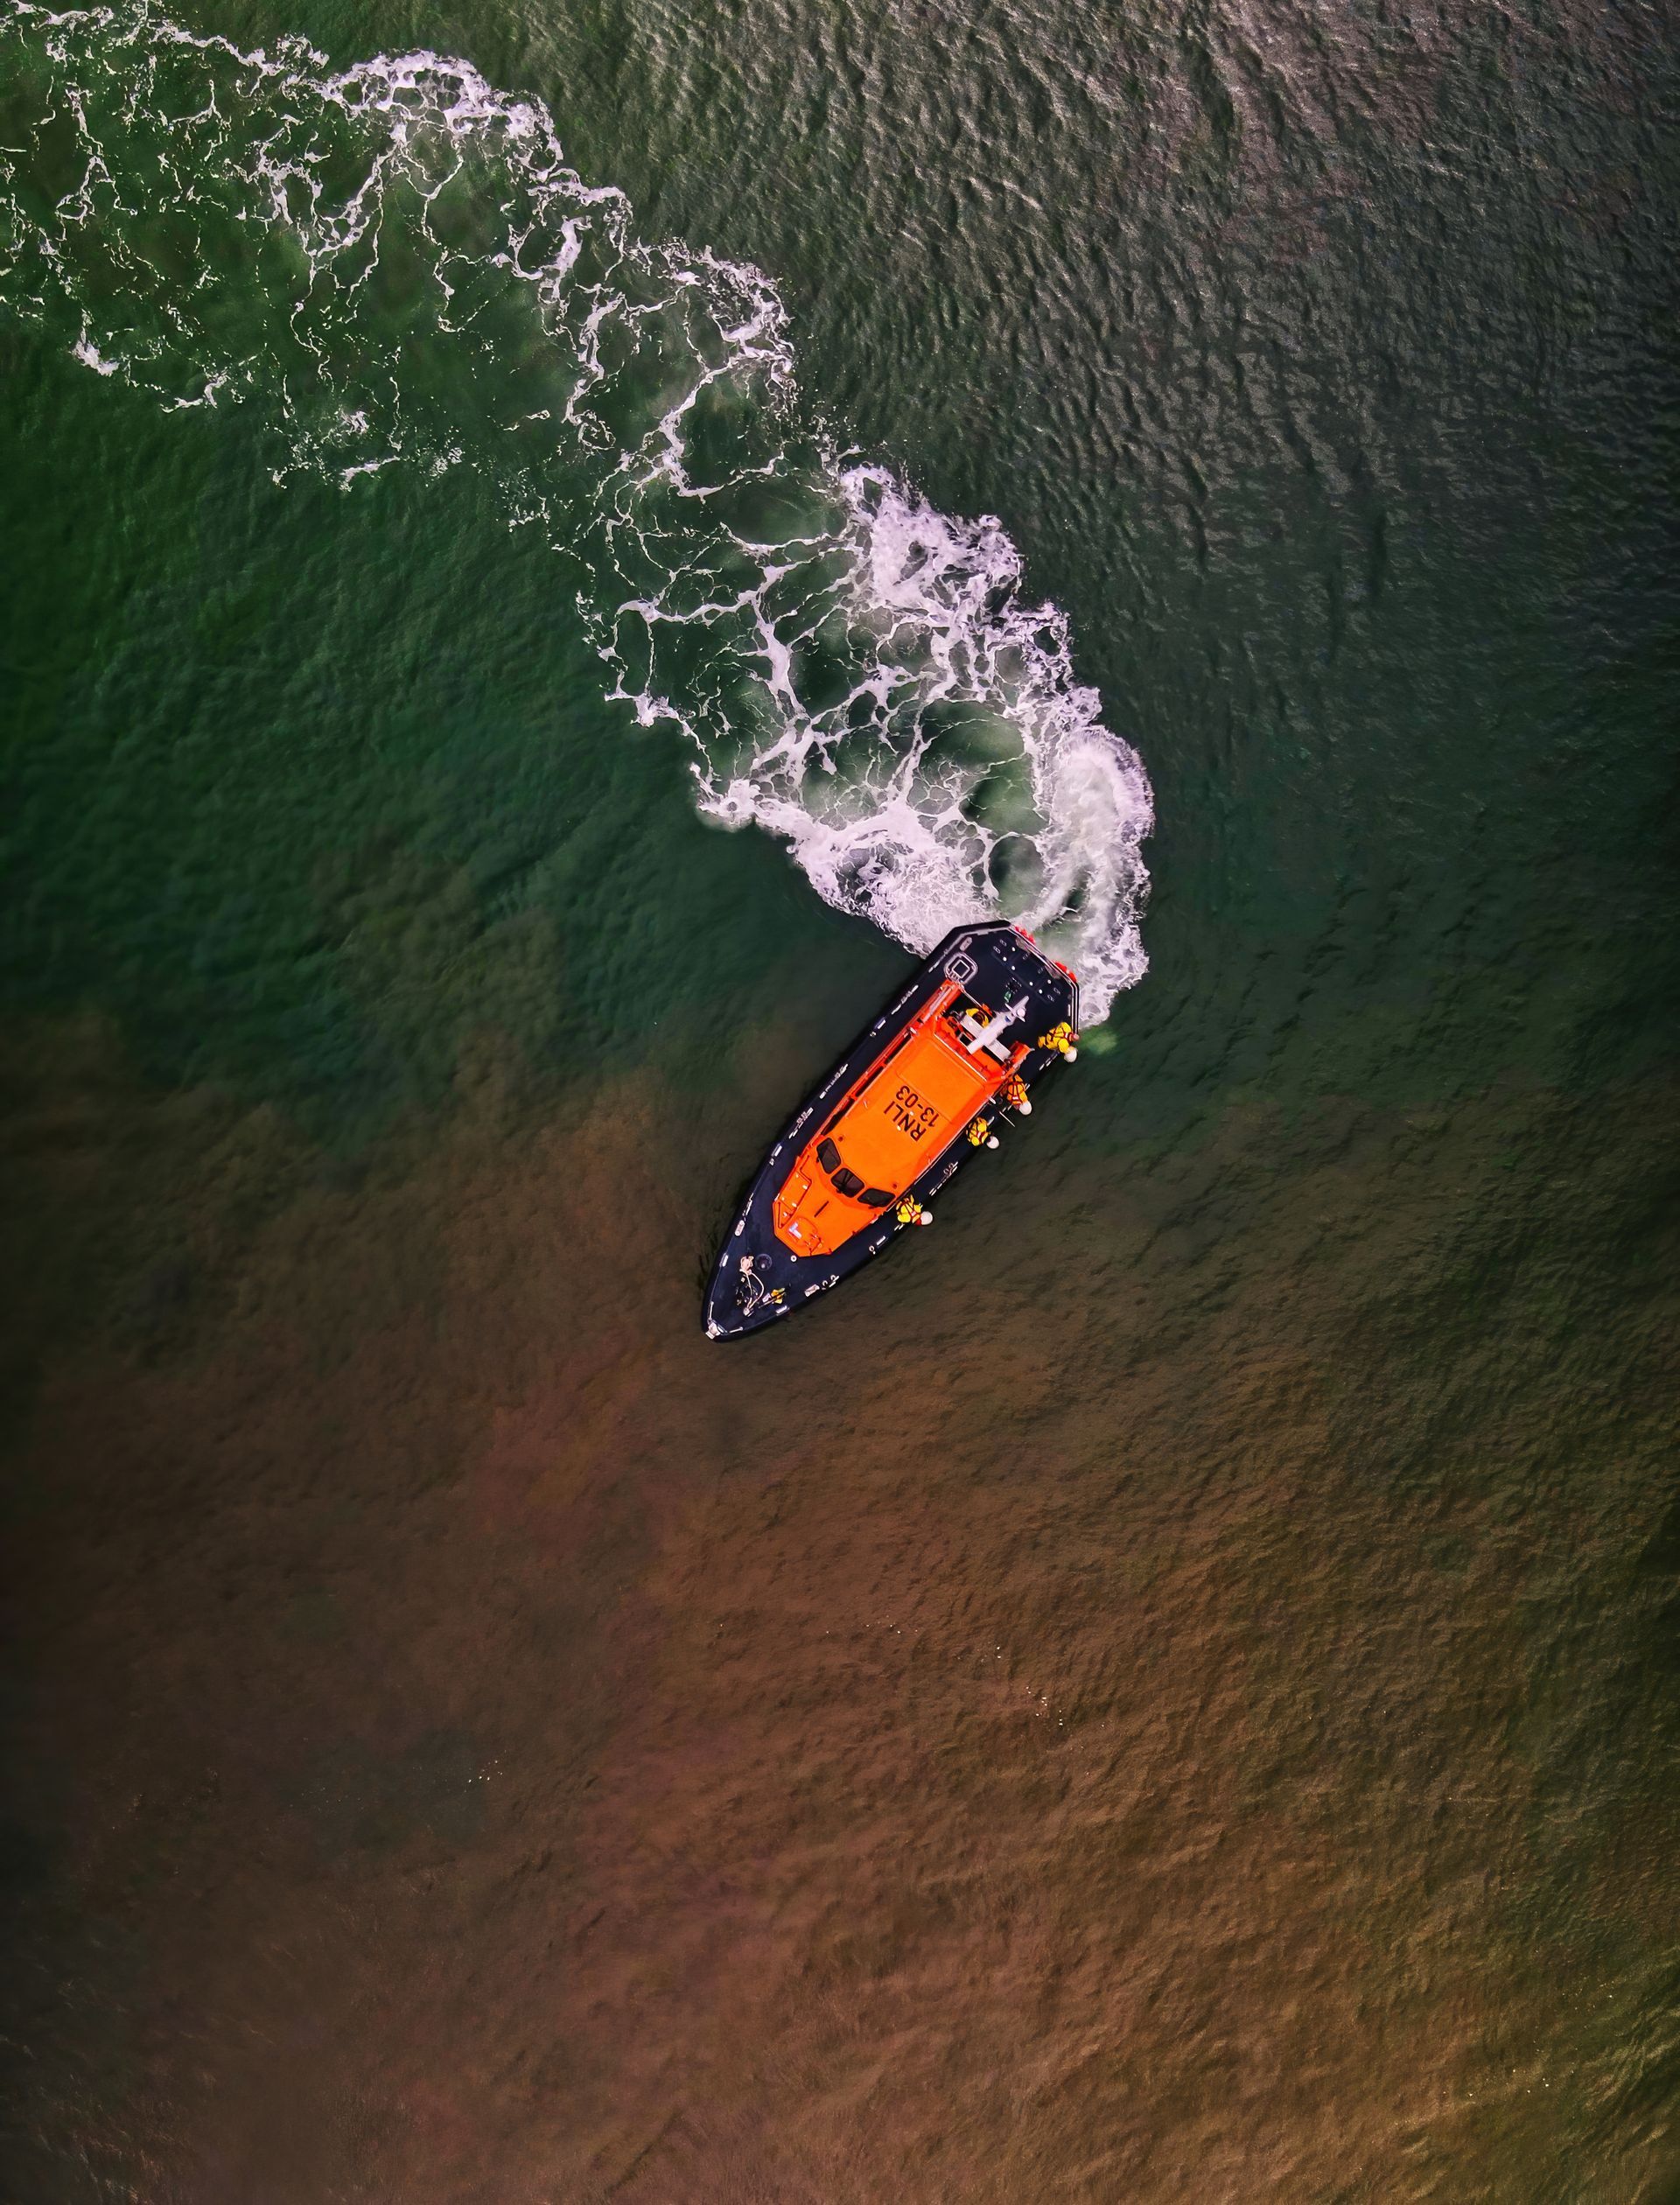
(2, 0), (1676, 2195)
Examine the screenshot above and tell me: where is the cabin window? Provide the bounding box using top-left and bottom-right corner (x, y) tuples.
(817, 1135), (864, 1199)
(860, 1187), (894, 1208)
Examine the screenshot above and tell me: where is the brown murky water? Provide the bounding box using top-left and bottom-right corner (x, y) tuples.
(6, 1012), (1675, 2201)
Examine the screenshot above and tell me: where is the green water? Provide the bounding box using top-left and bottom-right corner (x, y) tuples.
(3, 0), (1676, 2195)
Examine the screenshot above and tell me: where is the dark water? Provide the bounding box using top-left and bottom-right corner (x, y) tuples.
(3, 0), (1677, 2195)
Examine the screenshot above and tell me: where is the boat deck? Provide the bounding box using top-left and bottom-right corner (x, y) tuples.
(704, 922), (1078, 1337)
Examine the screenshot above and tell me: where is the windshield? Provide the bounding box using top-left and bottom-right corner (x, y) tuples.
(817, 1135), (864, 1200)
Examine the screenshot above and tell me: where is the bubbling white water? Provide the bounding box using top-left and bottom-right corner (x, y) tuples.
(0, 1), (1152, 1017)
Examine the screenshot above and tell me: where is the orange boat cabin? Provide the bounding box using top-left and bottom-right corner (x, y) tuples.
(772, 980), (1028, 1257)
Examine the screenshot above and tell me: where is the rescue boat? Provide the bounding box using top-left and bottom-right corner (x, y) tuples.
(704, 921), (1079, 1337)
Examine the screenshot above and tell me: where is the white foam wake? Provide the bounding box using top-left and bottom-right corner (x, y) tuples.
(0, 2), (1152, 1017)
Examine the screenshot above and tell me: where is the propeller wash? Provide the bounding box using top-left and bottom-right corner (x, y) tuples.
(0, 2), (1153, 1015)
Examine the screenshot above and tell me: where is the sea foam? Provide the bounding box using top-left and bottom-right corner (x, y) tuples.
(0, 2), (1152, 1017)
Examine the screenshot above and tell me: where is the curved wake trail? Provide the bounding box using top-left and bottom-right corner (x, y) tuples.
(0, 2), (1152, 1017)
